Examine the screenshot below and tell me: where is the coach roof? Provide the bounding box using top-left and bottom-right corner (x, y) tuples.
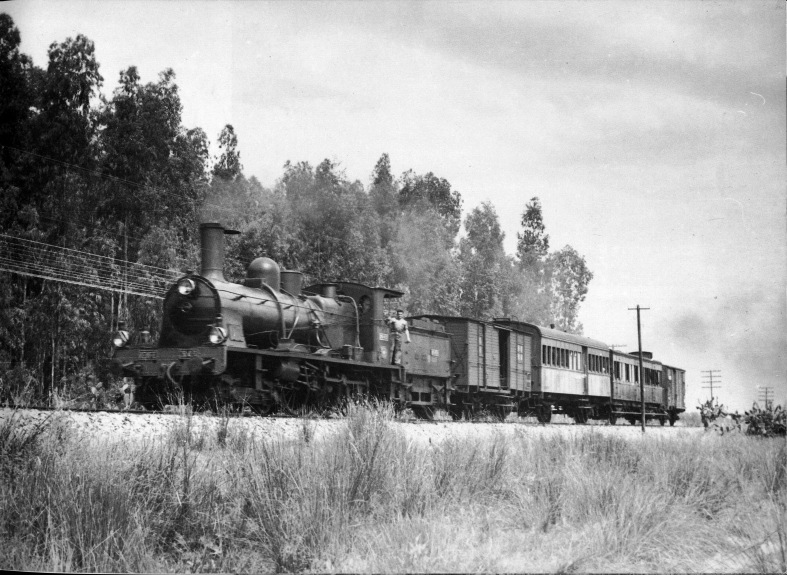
(493, 319), (610, 351)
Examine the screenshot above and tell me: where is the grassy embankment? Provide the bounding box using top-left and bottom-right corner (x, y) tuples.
(1, 404), (784, 573)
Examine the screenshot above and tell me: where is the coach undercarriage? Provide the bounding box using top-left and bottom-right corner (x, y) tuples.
(519, 393), (679, 426)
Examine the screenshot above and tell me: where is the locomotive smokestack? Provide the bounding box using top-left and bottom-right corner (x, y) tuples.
(200, 223), (239, 282)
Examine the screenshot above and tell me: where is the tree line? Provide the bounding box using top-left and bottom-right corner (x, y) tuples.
(0, 14), (592, 395)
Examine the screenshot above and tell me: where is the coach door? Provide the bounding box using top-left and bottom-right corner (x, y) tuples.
(498, 329), (510, 390)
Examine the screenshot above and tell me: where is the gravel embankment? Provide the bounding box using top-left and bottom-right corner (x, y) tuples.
(1, 407), (705, 447)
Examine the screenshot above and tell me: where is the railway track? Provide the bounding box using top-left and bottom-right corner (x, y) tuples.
(2, 403), (675, 428)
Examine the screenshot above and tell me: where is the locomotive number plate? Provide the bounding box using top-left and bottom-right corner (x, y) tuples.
(138, 350), (157, 360)
(379, 333), (389, 341)
(179, 349), (196, 359)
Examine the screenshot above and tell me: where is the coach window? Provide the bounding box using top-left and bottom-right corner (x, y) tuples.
(625, 364), (630, 382)
(634, 366), (639, 383)
(478, 332), (484, 359)
(614, 361), (621, 380)
(517, 343), (524, 366)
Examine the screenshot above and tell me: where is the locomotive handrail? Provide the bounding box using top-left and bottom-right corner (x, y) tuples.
(337, 294), (361, 348)
(256, 283), (287, 339)
(285, 311), (300, 340)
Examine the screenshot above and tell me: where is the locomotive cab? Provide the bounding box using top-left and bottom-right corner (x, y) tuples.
(304, 282), (405, 364)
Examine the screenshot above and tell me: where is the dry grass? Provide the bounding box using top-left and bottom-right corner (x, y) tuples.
(0, 403), (784, 573)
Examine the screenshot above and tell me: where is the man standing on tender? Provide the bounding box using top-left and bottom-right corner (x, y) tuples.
(386, 309), (411, 365)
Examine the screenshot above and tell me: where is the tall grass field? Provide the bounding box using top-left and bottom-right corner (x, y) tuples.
(1, 405), (785, 573)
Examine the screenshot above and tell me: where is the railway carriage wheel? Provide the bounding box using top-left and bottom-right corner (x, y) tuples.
(412, 405), (435, 421)
(536, 403), (552, 423)
(461, 399), (482, 421)
(449, 400), (464, 421)
(492, 405), (513, 423)
(658, 415), (667, 426)
(608, 413), (618, 425)
(574, 408), (589, 425)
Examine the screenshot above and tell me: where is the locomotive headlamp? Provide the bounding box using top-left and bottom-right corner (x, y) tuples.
(112, 324), (130, 348)
(208, 325), (228, 345)
(177, 278), (196, 296)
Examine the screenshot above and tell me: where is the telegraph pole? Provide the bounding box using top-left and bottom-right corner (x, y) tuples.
(757, 386), (774, 408)
(701, 370), (722, 402)
(628, 305), (650, 432)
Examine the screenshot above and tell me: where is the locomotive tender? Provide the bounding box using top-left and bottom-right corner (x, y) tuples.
(111, 222), (685, 423)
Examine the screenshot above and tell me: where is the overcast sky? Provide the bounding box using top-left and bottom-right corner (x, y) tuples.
(6, 0), (785, 411)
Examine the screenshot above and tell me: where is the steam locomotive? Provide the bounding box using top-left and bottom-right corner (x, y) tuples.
(111, 223), (685, 424)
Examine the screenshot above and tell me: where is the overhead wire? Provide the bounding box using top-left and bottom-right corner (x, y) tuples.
(0, 234), (180, 298)
(0, 143), (265, 297)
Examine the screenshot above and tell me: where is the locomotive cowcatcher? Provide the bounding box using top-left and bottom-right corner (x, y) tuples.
(111, 223), (453, 417)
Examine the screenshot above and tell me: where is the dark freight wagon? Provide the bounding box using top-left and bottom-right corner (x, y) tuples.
(412, 316), (532, 420)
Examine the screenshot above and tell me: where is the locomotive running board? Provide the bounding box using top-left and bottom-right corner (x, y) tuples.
(227, 346), (403, 372)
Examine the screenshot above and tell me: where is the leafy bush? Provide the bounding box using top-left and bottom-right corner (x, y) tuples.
(744, 402), (786, 437)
